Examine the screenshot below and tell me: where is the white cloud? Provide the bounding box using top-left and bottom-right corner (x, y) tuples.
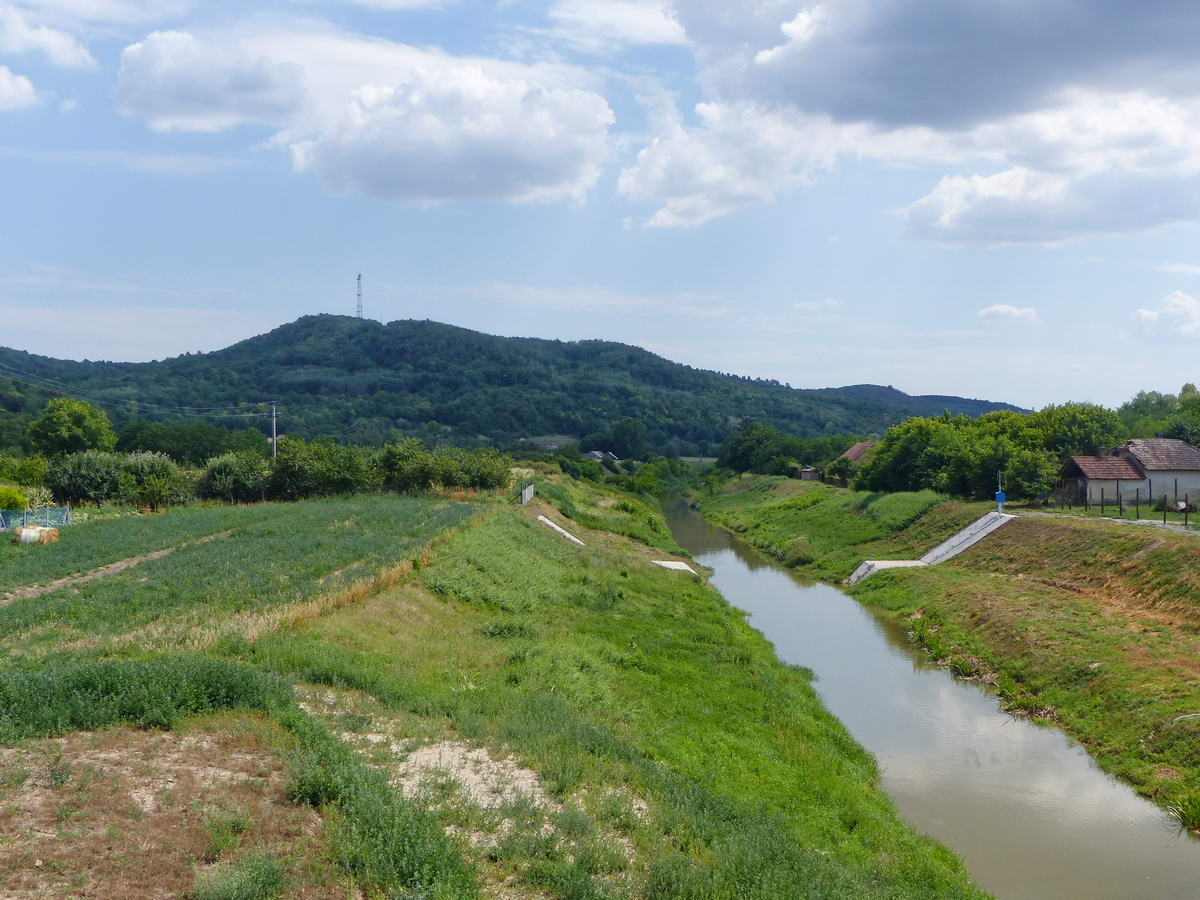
(793, 297), (841, 311)
(618, 102), (821, 226)
(1159, 262), (1200, 275)
(548, 0), (686, 52)
(0, 64), (36, 110)
(617, 1), (1200, 238)
(292, 71), (612, 203)
(1134, 291), (1200, 338)
(116, 22), (614, 204)
(0, 1), (94, 66)
(117, 31), (306, 132)
(978, 304), (1040, 322)
(16, 1), (191, 26)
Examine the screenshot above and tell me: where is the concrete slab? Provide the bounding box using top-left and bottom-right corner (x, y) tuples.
(652, 560), (698, 574)
(537, 515), (585, 546)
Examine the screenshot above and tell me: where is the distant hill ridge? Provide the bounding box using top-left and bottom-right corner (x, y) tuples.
(0, 315), (1021, 455)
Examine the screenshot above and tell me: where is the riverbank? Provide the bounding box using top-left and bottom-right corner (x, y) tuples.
(0, 476), (987, 898)
(698, 475), (1200, 829)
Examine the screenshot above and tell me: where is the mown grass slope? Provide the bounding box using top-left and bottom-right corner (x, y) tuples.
(698, 475), (985, 577)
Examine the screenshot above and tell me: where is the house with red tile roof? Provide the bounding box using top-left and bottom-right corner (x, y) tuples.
(1061, 438), (1200, 505)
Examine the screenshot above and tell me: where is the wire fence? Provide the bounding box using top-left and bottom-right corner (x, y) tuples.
(0, 507), (71, 530)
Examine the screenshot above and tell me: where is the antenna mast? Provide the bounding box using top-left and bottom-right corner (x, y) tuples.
(356, 274), (363, 319)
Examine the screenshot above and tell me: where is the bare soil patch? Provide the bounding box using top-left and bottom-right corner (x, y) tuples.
(0, 719), (344, 899)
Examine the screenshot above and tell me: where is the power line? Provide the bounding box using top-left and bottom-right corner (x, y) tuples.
(0, 361), (264, 412)
(0, 362), (271, 420)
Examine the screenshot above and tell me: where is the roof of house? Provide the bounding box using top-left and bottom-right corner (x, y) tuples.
(1066, 456), (1145, 480)
(1121, 438), (1200, 471)
(839, 441), (877, 464)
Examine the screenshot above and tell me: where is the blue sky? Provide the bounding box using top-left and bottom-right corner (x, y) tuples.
(3, 0), (1200, 409)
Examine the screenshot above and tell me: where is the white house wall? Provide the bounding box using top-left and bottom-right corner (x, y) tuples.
(1142, 471), (1200, 504)
(1083, 472), (1200, 504)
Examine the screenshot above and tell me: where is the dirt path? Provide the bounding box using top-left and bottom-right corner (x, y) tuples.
(1, 531), (230, 606)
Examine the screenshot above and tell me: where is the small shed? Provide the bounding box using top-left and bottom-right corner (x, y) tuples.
(1061, 455), (1144, 505)
(799, 465), (819, 481)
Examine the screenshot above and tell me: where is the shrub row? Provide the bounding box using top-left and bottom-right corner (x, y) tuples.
(27, 438), (512, 507)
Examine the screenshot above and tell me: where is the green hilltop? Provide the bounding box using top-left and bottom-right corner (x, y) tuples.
(0, 314), (1019, 455)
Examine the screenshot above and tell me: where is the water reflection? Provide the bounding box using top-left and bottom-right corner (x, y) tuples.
(667, 502), (1200, 900)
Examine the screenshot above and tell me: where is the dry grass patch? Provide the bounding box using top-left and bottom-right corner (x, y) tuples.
(0, 716), (346, 899)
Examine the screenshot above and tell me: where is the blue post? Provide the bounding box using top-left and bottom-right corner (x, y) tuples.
(995, 490), (1006, 514)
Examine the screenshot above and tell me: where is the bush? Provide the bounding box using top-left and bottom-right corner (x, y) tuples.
(198, 452), (270, 503)
(0, 484), (27, 510)
(0, 455), (47, 487)
(377, 440), (512, 493)
(267, 438), (380, 500)
(118, 451), (190, 510)
(45, 450), (122, 505)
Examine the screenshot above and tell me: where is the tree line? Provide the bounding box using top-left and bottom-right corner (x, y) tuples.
(0, 398), (511, 510)
(715, 390), (1200, 501)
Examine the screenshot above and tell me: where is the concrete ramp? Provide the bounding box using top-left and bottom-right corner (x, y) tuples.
(846, 511), (1015, 585)
(846, 559), (928, 585)
(919, 511), (1014, 565)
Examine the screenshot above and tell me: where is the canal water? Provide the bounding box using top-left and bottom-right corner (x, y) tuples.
(665, 502), (1200, 900)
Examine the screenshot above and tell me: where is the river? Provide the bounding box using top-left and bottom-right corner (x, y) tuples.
(665, 502), (1200, 900)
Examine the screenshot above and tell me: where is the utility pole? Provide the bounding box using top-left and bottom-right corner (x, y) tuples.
(270, 401), (278, 458)
(356, 274), (363, 319)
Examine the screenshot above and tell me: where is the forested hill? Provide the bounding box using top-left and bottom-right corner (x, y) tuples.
(0, 315), (1020, 455)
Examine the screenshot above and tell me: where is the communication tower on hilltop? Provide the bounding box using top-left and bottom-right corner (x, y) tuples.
(356, 274), (363, 318)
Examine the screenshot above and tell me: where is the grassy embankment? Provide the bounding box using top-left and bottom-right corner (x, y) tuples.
(0, 477), (987, 898)
(699, 474), (1200, 829)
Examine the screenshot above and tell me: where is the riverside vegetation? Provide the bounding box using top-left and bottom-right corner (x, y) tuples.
(699, 474), (1200, 831)
(0, 467), (988, 898)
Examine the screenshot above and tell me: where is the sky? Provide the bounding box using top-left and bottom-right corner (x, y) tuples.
(3, 1), (1200, 410)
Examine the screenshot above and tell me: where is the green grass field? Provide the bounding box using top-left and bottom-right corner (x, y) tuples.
(0, 481), (988, 898)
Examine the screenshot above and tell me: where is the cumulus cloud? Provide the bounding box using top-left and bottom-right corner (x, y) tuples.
(978, 304), (1039, 322)
(291, 71), (612, 203)
(0, 1), (94, 66)
(117, 31), (306, 132)
(548, 0), (686, 53)
(615, 0), (1200, 237)
(115, 22), (615, 205)
(1134, 291), (1200, 338)
(673, 0), (1200, 128)
(0, 64), (36, 110)
(618, 102), (823, 226)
